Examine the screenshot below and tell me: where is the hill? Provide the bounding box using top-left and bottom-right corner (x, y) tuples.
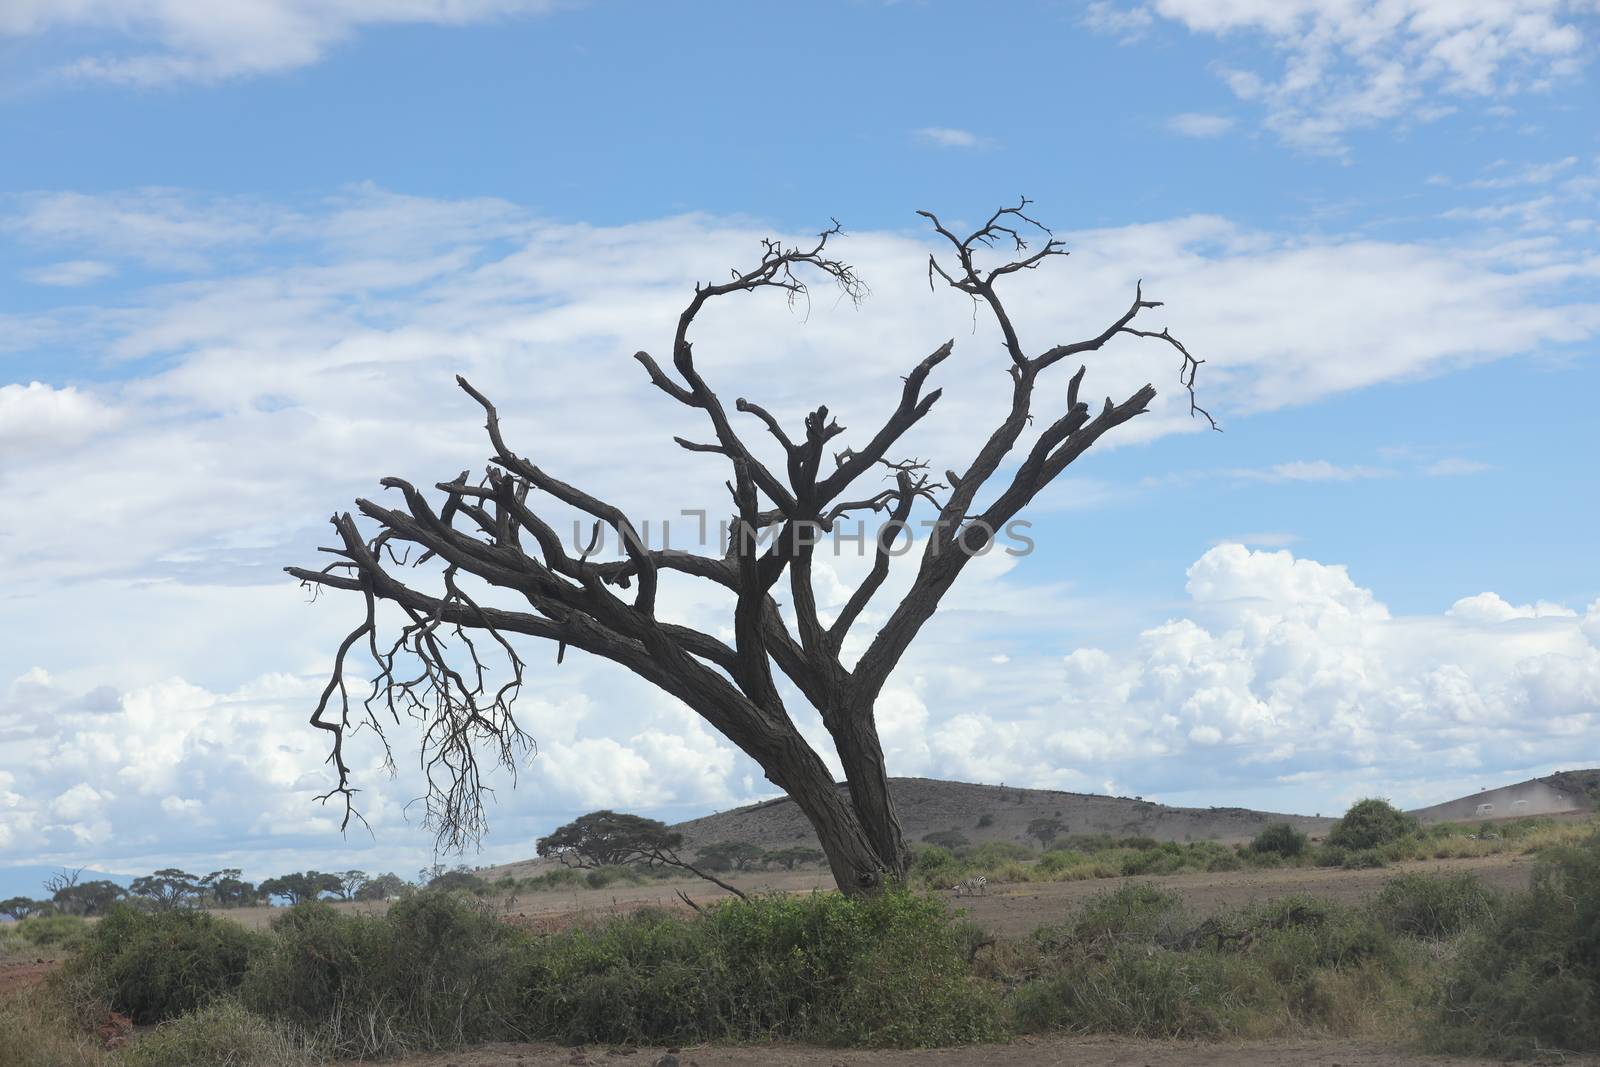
(484, 777), (1332, 880)
(1406, 768), (1600, 825)
(484, 768), (1599, 881)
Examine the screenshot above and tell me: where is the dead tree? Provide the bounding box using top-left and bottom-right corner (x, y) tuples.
(287, 200), (1214, 896)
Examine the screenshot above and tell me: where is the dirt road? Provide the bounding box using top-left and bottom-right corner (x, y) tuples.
(394, 1035), (1597, 1067)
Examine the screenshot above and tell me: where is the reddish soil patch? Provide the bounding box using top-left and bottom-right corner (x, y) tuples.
(0, 958), (59, 996)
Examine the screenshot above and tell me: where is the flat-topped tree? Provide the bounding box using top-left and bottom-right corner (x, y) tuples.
(288, 200), (1214, 896)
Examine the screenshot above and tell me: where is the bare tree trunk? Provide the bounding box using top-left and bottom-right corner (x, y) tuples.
(762, 733), (891, 894)
(826, 707), (909, 881)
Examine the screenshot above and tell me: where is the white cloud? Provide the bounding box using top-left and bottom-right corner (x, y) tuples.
(1468, 156), (1581, 189)
(24, 260), (117, 286)
(1213, 531), (1299, 547)
(0, 381), (118, 452)
(914, 127), (989, 149)
(1225, 459), (1391, 482)
(1096, 1), (1597, 154)
(0, 1), (560, 85)
(1424, 457), (1492, 476)
(1167, 112), (1236, 138)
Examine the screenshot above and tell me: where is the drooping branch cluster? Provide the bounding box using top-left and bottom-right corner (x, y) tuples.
(288, 201), (1216, 852)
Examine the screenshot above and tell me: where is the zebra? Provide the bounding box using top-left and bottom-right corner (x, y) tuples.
(951, 875), (988, 897)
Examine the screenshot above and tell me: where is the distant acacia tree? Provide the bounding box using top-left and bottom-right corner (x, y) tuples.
(291, 200), (1213, 895)
(1027, 817), (1065, 848)
(693, 841), (765, 872)
(336, 871), (369, 902)
(45, 873), (125, 917)
(129, 869), (204, 911)
(258, 871), (342, 905)
(200, 869), (256, 908)
(538, 810), (746, 898)
(354, 872), (410, 902)
(0, 897), (50, 920)
(764, 846), (825, 870)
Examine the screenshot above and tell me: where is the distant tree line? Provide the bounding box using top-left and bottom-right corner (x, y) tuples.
(0, 865), (435, 919)
(2, 808), (835, 920)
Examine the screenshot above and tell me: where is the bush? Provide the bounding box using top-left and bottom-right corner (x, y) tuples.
(125, 999), (323, 1067)
(522, 868), (583, 890)
(242, 894), (524, 1058)
(1370, 872), (1499, 941)
(1246, 823), (1308, 859)
(517, 890), (1005, 1047)
(0, 914), (90, 953)
(921, 830), (970, 851)
(583, 865), (650, 889)
(1012, 943), (1272, 1038)
(1016, 889), (1405, 1039)
(0, 983), (107, 1067)
(1326, 799), (1418, 852)
(1041, 883), (1188, 950)
(1341, 848), (1387, 870)
(64, 905), (266, 1023)
(1429, 836), (1600, 1055)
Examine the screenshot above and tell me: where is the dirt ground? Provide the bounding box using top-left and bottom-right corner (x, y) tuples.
(393, 1035), (1598, 1067)
(0, 957), (58, 996)
(224, 852), (1541, 940)
(948, 852), (1538, 938)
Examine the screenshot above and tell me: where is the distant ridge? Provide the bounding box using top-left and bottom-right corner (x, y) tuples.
(1406, 768), (1600, 825)
(481, 768), (1600, 882)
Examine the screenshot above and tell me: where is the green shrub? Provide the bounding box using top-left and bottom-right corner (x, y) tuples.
(1429, 836), (1600, 1055)
(1012, 945), (1273, 1038)
(583, 865), (650, 889)
(1037, 883), (1188, 951)
(1206, 851), (1244, 872)
(516, 890), (1005, 1047)
(1327, 799), (1418, 851)
(1246, 823), (1308, 859)
(1057, 833), (1116, 853)
(522, 868), (583, 890)
(242, 894), (524, 1058)
(1370, 873), (1499, 941)
(1016, 890), (1405, 1039)
(966, 841), (1034, 865)
(64, 905), (266, 1023)
(125, 999), (323, 1067)
(2, 914), (91, 953)
(1341, 848), (1387, 870)
(1036, 850), (1088, 874)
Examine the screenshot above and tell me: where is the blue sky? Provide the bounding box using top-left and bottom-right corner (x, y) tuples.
(1, 0), (1597, 897)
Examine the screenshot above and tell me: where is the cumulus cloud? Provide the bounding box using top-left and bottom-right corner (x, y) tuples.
(0, 381), (118, 452)
(863, 545), (1600, 811)
(1093, 1), (1597, 154)
(0, 1), (560, 85)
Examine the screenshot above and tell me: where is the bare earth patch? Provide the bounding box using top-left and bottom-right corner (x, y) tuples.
(0, 958), (58, 996)
(392, 1035), (1598, 1066)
